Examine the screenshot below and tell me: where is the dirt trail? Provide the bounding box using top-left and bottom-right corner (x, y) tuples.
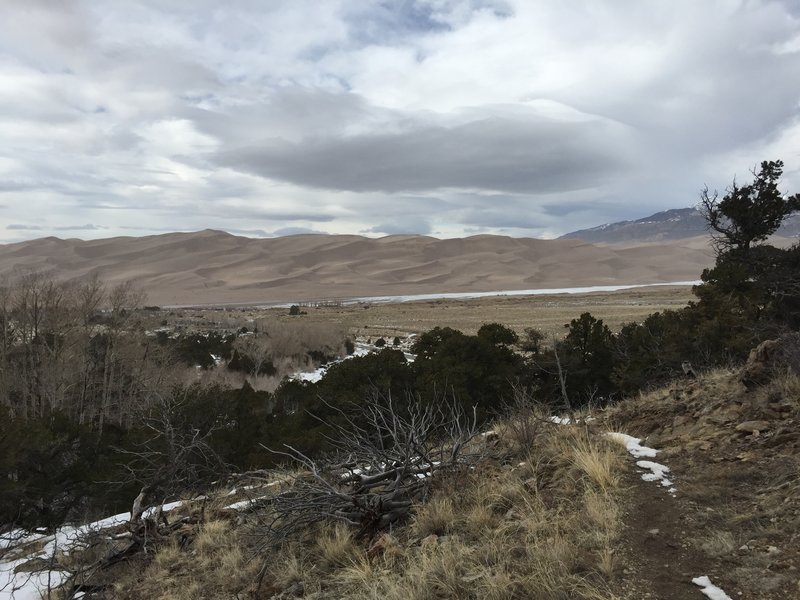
(620, 469), (720, 600)
(609, 373), (800, 600)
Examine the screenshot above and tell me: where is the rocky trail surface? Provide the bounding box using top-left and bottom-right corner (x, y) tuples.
(608, 370), (800, 599)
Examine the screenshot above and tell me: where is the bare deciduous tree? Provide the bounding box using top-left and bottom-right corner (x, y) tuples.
(113, 389), (226, 521)
(232, 334), (274, 377)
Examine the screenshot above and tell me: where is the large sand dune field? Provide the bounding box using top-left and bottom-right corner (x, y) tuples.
(0, 231), (719, 306)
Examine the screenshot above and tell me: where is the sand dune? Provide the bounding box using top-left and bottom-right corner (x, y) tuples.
(0, 231), (717, 306)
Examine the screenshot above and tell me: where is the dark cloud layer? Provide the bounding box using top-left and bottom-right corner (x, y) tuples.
(216, 111), (634, 194)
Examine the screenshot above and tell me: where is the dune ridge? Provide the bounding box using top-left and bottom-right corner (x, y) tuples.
(0, 231), (717, 306)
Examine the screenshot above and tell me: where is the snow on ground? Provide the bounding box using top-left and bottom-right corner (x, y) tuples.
(0, 531), (46, 553)
(1, 562), (67, 600)
(549, 415), (573, 425)
(1, 501), (184, 600)
(290, 341), (416, 383)
(290, 342), (372, 383)
(605, 432), (658, 458)
(692, 575), (733, 600)
(606, 432), (676, 494)
(226, 484), (263, 496)
(249, 281), (702, 309)
(223, 496), (270, 511)
(549, 415), (595, 425)
(329, 281), (702, 305)
(636, 460), (677, 496)
(224, 476), (294, 506)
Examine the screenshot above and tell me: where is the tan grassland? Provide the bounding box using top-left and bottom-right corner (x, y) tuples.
(111, 410), (630, 600)
(255, 285), (696, 339)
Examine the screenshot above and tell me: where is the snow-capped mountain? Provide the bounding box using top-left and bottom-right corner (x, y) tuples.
(560, 208), (800, 244)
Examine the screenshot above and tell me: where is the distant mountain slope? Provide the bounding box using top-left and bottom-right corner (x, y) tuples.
(560, 207), (800, 243)
(0, 231), (713, 306)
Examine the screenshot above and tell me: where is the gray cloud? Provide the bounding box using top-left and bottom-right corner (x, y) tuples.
(7, 222), (107, 233)
(227, 228), (270, 237)
(271, 226), (328, 236)
(216, 110), (635, 194)
(54, 224), (108, 231)
(221, 209), (338, 223)
(362, 216), (433, 235)
(7, 224), (43, 231)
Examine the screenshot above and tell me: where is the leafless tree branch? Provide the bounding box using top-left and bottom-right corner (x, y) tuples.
(258, 388), (480, 544)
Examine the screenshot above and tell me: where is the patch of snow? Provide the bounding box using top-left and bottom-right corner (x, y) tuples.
(636, 460), (676, 495)
(141, 500), (184, 519)
(605, 432), (658, 458)
(549, 415), (596, 425)
(339, 282), (702, 305)
(289, 342), (408, 383)
(1, 561), (67, 600)
(692, 575), (733, 600)
(293, 368), (325, 383)
(223, 496), (269, 511)
(340, 466), (371, 481)
(226, 484), (260, 496)
(246, 281), (703, 310)
(0, 531), (45, 552)
(1, 502), (184, 599)
(606, 433), (676, 495)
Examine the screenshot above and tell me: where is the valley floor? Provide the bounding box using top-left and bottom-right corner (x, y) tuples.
(233, 284), (696, 340)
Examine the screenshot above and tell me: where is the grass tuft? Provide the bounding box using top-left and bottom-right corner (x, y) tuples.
(413, 496), (458, 537)
(571, 436), (621, 492)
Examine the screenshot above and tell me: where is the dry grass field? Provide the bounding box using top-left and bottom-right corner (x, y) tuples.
(254, 285), (696, 340)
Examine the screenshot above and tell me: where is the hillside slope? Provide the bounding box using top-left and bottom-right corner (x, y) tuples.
(3, 366), (797, 599)
(0, 231), (712, 305)
(605, 369), (800, 599)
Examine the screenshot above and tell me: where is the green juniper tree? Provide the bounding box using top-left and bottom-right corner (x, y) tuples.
(699, 159), (800, 255)
(697, 159), (800, 330)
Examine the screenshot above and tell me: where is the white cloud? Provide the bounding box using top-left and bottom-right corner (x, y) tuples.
(0, 0), (799, 242)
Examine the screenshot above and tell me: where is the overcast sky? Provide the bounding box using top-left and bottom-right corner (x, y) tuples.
(1, 0), (799, 242)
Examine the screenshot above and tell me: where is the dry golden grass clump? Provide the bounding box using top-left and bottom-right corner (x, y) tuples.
(253, 423), (628, 600)
(110, 519), (259, 600)
(570, 437), (621, 492)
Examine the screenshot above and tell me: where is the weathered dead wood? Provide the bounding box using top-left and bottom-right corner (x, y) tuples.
(260, 389), (480, 544)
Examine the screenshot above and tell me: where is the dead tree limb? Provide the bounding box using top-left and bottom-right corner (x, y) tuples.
(260, 389), (479, 543)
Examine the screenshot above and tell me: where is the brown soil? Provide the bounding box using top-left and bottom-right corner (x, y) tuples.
(620, 469), (718, 599)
